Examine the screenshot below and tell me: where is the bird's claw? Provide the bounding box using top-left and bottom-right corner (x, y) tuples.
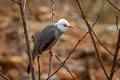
(49, 49), (53, 53)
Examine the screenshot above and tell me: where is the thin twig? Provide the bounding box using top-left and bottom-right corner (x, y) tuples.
(91, 15), (99, 27)
(48, 52), (53, 80)
(11, 0), (35, 80)
(75, 0), (109, 79)
(23, 0), (26, 11)
(51, 0), (55, 23)
(46, 15), (98, 80)
(55, 55), (76, 80)
(37, 54), (41, 80)
(47, 0), (55, 79)
(105, 0), (120, 13)
(105, 0), (120, 79)
(46, 64), (63, 80)
(113, 60), (120, 73)
(116, 16), (119, 30)
(109, 17), (120, 80)
(0, 72), (9, 80)
(32, 36), (41, 80)
(114, 66), (120, 73)
(113, 58), (120, 73)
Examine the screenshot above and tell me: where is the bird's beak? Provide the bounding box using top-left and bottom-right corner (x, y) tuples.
(68, 25), (73, 28)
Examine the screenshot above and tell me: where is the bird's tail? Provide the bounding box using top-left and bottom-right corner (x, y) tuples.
(27, 47), (36, 74)
(27, 63), (31, 74)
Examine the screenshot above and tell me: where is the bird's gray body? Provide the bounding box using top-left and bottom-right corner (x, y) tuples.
(27, 24), (63, 73)
(36, 24), (63, 51)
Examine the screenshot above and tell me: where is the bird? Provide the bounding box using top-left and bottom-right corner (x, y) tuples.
(27, 19), (73, 74)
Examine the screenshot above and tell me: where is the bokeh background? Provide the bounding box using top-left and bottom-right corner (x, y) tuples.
(0, 0), (120, 80)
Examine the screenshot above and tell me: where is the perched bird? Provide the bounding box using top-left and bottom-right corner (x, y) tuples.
(27, 19), (73, 74)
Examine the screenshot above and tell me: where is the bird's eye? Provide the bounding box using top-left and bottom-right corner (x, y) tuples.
(64, 24), (67, 27)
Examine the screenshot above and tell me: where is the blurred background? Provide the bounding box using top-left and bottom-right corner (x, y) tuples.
(0, 0), (120, 80)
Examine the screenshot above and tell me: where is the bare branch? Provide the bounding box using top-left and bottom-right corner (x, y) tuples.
(91, 15), (99, 27)
(37, 53), (41, 80)
(105, 0), (120, 13)
(113, 58), (120, 73)
(46, 0), (55, 79)
(32, 36), (41, 80)
(116, 16), (119, 30)
(109, 16), (120, 80)
(46, 64), (63, 80)
(48, 53), (53, 80)
(23, 0), (27, 11)
(55, 55), (76, 80)
(114, 66), (120, 73)
(11, 0), (35, 80)
(0, 72), (9, 80)
(51, 0), (55, 23)
(75, 0), (109, 79)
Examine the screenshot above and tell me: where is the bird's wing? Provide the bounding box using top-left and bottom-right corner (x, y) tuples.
(27, 25), (62, 74)
(40, 30), (57, 51)
(36, 27), (58, 53)
(30, 28), (57, 63)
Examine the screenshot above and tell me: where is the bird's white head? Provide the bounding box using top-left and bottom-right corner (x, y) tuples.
(56, 19), (73, 32)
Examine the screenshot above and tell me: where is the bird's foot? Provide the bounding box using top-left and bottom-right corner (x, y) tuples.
(49, 49), (53, 53)
(48, 49), (57, 59)
(49, 49), (55, 57)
